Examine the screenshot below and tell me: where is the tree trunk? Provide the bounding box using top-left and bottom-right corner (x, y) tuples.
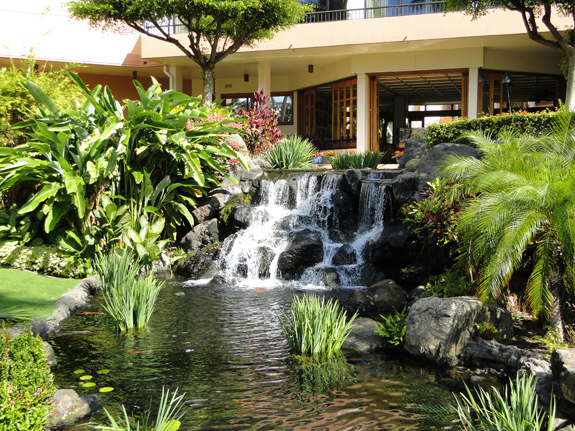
(565, 52), (575, 112)
(203, 67), (214, 105)
(548, 269), (565, 342)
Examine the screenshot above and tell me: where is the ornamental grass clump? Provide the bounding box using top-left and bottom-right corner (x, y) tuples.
(279, 294), (357, 361)
(94, 250), (163, 333)
(329, 150), (385, 169)
(264, 136), (315, 169)
(455, 374), (555, 431)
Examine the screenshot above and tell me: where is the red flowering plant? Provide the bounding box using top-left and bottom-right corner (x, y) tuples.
(236, 89), (283, 155)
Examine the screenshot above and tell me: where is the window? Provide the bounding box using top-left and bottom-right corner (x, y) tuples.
(222, 92), (293, 125)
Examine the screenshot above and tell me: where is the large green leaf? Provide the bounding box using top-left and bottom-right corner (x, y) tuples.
(25, 80), (60, 116)
(64, 172), (86, 219)
(18, 183), (61, 215)
(45, 201), (71, 233)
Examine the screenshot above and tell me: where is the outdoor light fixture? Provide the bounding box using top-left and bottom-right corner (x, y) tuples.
(479, 73), (488, 84)
(308, 64), (314, 73)
(132, 71), (138, 80)
(244, 73), (249, 82)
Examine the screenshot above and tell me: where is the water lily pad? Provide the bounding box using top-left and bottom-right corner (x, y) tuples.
(79, 375), (93, 380)
(82, 382), (96, 388)
(73, 369), (85, 374)
(97, 369), (110, 374)
(99, 387), (114, 393)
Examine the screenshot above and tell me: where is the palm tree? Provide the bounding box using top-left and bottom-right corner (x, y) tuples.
(440, 113), (575, 340)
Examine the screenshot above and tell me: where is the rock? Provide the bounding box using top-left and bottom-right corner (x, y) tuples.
(403, 158), (420, 172)
(44, 341), (57, 368)
(416, 143), (479, 180)
(407, 285), (429, 308)
(343, 317), (387, 354)
(47, 389), (93, 428)
(403, 296), (483, 366)
(477, 305), (514, 342)
(316, 268), (341, 288)
(276, 229), (323, 280)
(227, 206), (252, 231)
(389, 172), (430, 204)
(551, 348), (575, 405)
(340, 169), (363, 197)
(173, 244), (220, 278)
(333, 244), (357, 265)
(346, 279), (408, 321)
(402, 138), (428, 166)
(179, 219), (220, 254)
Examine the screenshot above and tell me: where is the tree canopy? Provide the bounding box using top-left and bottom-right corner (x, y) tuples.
(67, 0), (311, 104)
(444, 0), (575, 110)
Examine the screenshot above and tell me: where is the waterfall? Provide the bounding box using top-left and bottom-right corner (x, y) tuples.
(219, 171), (392, 288)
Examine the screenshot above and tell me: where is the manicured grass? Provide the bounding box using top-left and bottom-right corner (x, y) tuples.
(0, 268), (79, 321)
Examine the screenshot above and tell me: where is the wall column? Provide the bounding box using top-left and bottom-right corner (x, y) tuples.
(164, 65), (184, 92)
(356, 73), (369, 152)
(467, 67), (479, 119)
(258, 60), (271, 99)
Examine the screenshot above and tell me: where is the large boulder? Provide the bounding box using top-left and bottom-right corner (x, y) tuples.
(403, 296), (483, 366)
(340, 169), (363, 197)
(179, 219), (220, 254)
(400, 138), (427, 168)
(416, 143), (479, 180)
(276, 229), (323, 280)
(346, 279), (408, 320)
(389, 172), (430, 204)
(343, 317), (387, 354)
(551, 348), (575, 405)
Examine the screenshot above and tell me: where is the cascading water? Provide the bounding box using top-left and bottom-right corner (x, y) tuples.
(220, 171), (393, 288)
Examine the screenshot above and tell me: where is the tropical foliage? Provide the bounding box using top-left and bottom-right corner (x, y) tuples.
(94, 250), (163, 333)
(265, 136), (315, 169)
(329, 150), (385, 169)
(0, 73), (244, 262)
(455, 374), (555, 431)
(67, 0), (311, 104)
(440, 113), (575, 336)
(374, 307), (407, 346)
(279, 294), (358, 361)
(0, 327), (55, 431)
(104, 387), (185, 431)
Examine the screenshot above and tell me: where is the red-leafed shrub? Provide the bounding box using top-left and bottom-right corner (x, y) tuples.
(237, 89), (283, 154)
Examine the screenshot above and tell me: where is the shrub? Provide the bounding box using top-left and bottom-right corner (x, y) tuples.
(425, 268), (471, 298)
(329, 150), (385, 169)
(94, 250), (163, 333)
(475, 321), (499, 340)
(426, 111), (557, 147)
(104, 387), (185, 431)
(236, 89), (282, 154)
(0, 327), (55, 431)
(455, 374), (555, 431)
(264, 136), (315, 169)
(279, 294), (357, 361)
(374, 307), (407, 346)
(535, 328), (568, 354)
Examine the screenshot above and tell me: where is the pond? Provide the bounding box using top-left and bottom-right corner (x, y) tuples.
(51, 279), (460, 431)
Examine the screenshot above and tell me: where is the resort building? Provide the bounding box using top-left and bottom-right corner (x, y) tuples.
(1, 0), (568, 154)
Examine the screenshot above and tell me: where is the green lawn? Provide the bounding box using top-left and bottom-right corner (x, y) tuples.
(0, 268), (80, 321)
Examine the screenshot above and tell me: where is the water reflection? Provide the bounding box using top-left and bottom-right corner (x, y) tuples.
(50, 280), (457, 430)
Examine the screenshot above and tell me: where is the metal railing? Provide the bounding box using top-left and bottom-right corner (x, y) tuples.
(143, 2), (445, 36)
(304, 2), (444, 23)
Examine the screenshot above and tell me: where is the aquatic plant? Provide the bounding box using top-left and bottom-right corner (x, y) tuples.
(94, 250), (163, 333)
(329, 150), (385, 169)
(279, 294), (357, 361)
(455, 374), (555, 431)
(374, 307), (407, 346)
(104, 387), (185, 431)
(264, 136), (315, 169)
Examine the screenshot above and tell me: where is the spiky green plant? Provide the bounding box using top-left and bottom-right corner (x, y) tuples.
(279, 294), (357, 361)
(93, 250), (163, 333)
(455, 374), (555, 431)
(104, 387), (185, 431)
(440, 112), (575, 338)
(264, 136), (315, 169)
(374, 307), (407, 346)
(329, 150), (385, 169)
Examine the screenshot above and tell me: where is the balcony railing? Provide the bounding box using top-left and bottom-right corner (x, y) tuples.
(143, 2), (445, 36)
(304, 3), (444, 23)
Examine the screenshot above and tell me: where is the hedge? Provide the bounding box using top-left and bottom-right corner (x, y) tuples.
(426, 111), (558, 147)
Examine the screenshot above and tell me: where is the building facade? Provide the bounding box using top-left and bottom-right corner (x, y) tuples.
(1, 1), (567, 154)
